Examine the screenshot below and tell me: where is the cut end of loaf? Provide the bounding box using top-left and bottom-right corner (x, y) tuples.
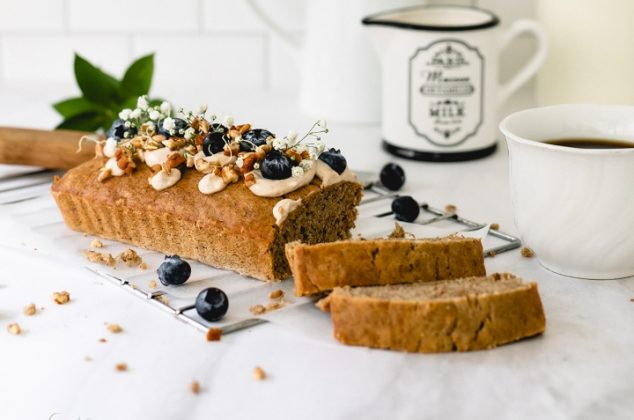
(323, 273), (546, 353)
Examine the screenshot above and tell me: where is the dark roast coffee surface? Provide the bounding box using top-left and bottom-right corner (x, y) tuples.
(544, 138), (634, 149)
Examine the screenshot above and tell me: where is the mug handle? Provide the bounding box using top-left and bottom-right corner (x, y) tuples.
(498, 19), (549, 105)
(244, 0), (302, 58)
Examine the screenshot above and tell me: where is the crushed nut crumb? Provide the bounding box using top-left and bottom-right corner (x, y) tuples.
(99, 338), (107, 343)
(115, 363), (127, 372)
(190, 381), (201, 394)
(387, 222), (406, 239)
(521, 247), (535, 258)
(90, 239), (104, 248)
(138, 262), (148, 270)
(107, 323), (123, 334)
(148, 280), (158, 289)
(445, 204), (457, 214)
(7, 323), (21, 335)
(268, 289), (284, 300)
(23, 303), (36, 316)
(117, 248), (143, 267)
(253, 366), (266, 381)
(156, 295), (169, 305)
(52, 291), (70, 305)
(84, 356), (92, 362)
(249, 304), (266, 315)
(487, 250), (497, 257)
(266, 302), (283, 312)
(84, 250), (116, 267)
(206, 328), (222, 342)
(490, 223), (500, 231)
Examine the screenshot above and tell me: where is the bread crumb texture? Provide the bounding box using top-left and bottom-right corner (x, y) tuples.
(52, 291), (71, 305)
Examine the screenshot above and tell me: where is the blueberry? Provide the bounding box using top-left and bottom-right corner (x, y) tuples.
(157, 118), (188, 138)
(318, 148), (347, 174)
(203, 124), (229, 156)
(391, 196), (420, 222)
(107, 119), (137, 140)
(157, 255), (191, 286)
(240, 129), (274, 152)
(260, 150), (293, 180)
(195, 287), (229, 322)
(380, 163), (406, 191)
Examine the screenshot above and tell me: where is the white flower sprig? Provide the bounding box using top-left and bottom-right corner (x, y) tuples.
(269, 120), (329, 158)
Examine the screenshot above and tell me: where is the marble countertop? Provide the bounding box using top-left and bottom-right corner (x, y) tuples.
(1, 84), (633, 420)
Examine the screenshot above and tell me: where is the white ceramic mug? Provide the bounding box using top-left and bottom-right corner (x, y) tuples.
(363, 5), (548, 161)
(500, 104), (634, 279)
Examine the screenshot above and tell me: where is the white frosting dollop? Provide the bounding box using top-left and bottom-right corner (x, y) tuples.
(103, 138), (118, 158)
(149, 168), (181, 191)
(272, 199), (302, 226)
(248, 161), (317, 197)
(315, 160), (358, 187)
(144, 147), (171, 168)
(198, 173), (228, 195)
(105, 157), (125, 176)
(194, 151), (236, 174)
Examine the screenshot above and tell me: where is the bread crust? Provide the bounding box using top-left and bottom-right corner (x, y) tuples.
(52, 158), (362, 280)
(286, 237), (486, 296)
(319, 274), (546, 353)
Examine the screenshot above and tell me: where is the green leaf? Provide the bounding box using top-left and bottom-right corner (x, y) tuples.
(56, 111), (106, 132)
(53, 97), (104, 119)
(121, 53), (154, 97)
(74, 53), (121, 106)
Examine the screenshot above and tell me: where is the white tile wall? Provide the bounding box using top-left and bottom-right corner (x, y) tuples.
(0, 0), (536, 97)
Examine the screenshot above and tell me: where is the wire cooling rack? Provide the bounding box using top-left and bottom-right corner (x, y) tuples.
(1, 166), (521, 339)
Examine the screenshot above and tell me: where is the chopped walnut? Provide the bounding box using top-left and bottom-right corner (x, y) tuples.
(252, 366), (266, 381)
(487, 250), (497, 257)
(490, 223), (500, 231)
(266, 302), (283, 312)
(90, 239), (104, 248)
(84, 250), (116, 267)
(148, 280), (158, 289)
(23, 303), (36, 316)
(249, 304), (266, 315)
(115, 363), (128, 372)
(206, 328), (222, 342)
(107, 323), (123, 334)
(190, 381), (201, 394)
(117, 248), (143, 267)
(52, 291), (70, 305)
(445, 204), (457, 214)
(139, 262), (148, 270)
(268, 289), (284, 300)
(156, 295), (170, 305)
(7, 323), (21, 335)
(387, 222), (406, 239)
(521, 247), (535, 258)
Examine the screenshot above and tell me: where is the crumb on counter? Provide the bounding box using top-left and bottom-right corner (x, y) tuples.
(190, 381), (201, 394)
(206, 328), (222, 342)
(23, 303), (36, 316)
(266, 302), (283, 312)
(90, 239), (104, 248)
(521, 247), (535, 258)
(487, 250), (497, 257)
(107, 323), (123, 334)
(139, 262), (148, 270)
(249, 304), (266, 315)
(253, 366), (266, 381)
(7, 323), (21, 335)
(490, 223), (500, 231)
(445, 204), (457, 214)
(156, 295), (169, 305)
(84, 356), (92, 362)
(115, 363), (128, 372)
(99, 338), (107, 343)
(117, 248), (143, 267)
(387, 222), (406, 239)
(52, 291), (71, 305)
(148, 280), (158, 289)
(268, 289), (284, 300)
(84, 250), (116, 267)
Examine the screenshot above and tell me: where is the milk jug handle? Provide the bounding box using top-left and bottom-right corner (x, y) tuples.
(244, 0), (302, 58)
(498, 19), (549, 106)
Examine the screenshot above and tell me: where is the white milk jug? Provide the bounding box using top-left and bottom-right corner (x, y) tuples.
(363, 5), (548, 161)
(246, 0), (426, 124)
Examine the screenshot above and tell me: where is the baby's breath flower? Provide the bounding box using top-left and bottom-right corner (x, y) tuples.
(253, 162), (260, 170)
(291, 166), (304, 177)
(104, 138), (118, 158)
(184, 127), (195, 140)
(137, 96), (149, 110)
(160, 101), (172, 115)
(149, 110), (161, 121)
(272, 137), (288, 151)
(223, 115), (234, 127)
(317, 119), (327, 129)
(287, 130), (298, 142)
(299, 159), (313, 171)
(198, 104), (208, 115)
(162, 117), (175, 132)
(119, 109), (132, 120)
(124, 121), (131, 128)
(236, 157), (244, 168)
(130, 108), (142, 119)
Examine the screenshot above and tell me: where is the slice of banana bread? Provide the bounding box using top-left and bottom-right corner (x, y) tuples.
(285, 237), (485, 296)
(318, 273), (546, 353)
